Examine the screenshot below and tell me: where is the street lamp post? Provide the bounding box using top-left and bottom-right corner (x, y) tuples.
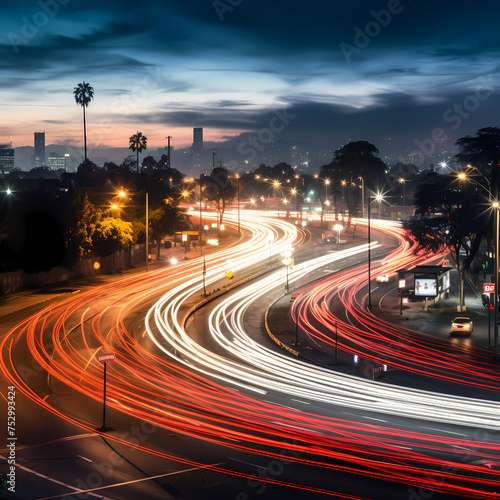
(202, 256), (207, 297)
(494, 202), (499, 359)
(458, 168), (497, 352)
(368, 193), (371, 310)
(119, 190), (149, 272)
(333, 224), (343, 249)
(368, 192), (383, 310)
(145, 192), (149, 271)
(282, 247), (293, 293)
(236, 174), (241, 235)
(182, 233), (188, 259)
(359, 177), (365, 218)
(199, 177), (203, 256)
(399, 178), (406, 206)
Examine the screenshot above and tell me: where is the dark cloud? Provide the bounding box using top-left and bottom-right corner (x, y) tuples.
(2, 0), (500, 154)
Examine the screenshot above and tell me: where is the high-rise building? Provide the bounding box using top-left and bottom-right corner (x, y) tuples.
(34, 131), (45, 166)
(0, 143), (14, 176)
(47, 152), (69, 170)
(193, 128), (203, 150)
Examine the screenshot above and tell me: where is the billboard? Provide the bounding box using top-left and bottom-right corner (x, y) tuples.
(415, 278), (437, 297)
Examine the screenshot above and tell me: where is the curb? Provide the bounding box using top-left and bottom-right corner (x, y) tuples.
(264, 296), (300, 357)
(0, 289), (80, 320)
(183, 263), (282, 329)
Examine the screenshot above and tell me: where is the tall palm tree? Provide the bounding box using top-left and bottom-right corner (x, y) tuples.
(129, 131), (148, 173)
(73, 82), (95, 163)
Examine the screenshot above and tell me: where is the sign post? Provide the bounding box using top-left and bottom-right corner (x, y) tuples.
(484, 284), (495, 349)
(398, 279), (405, 316)
(96, 352), (115, 432)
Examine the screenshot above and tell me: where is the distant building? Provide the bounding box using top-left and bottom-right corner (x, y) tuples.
(47, 152), (68, 170)
(0, 144), (14, 176)
(34, 131), (45, 166)
(193, 128), (203, 151)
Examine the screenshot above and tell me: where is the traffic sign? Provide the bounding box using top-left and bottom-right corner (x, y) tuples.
(484, 283), (495, 294)
(98, 353), (115, 363)
(225, 271), (233, 280)
(399, 279), (405, 289)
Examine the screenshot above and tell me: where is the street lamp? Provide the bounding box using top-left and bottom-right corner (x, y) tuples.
(236, 174), (241, 235)
(119, 190), (149, 272)
(272, 180), (281, 216)
(399, 178), (406, 206)
(199, 176), (204, 256)
(459, 169), (498, 356)
(368, 192), (383, 310)
(283, 198), (289, 218)
(281, 247), (293, 293)
(182, 233), (188, 259)
(333, 224), (343, 249)
(291, 188), (298, 219)
(359, 177), (365, 218)
(492, 201), (500, 359)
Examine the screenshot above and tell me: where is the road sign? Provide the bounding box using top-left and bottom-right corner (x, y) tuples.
(225, 270), (233, 280)
(98, 353), (115, 363)
(399, 279), (405, 289)
(484, 283), (495, 294)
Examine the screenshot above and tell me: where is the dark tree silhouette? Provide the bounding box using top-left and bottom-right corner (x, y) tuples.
(204, 167), (236, 227)
(404, 173), (488, 311)
(456, 127), (500, 198)
(129, 131), (148, 173)
(321, 141), (386, 216)
(73, 82), (95, 162)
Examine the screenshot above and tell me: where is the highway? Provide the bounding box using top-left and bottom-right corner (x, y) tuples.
(1, 210), (500, 499)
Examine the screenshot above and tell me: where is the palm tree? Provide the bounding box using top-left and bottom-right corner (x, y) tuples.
(129, 131), (148, 173)
(73, 82), (95, 163)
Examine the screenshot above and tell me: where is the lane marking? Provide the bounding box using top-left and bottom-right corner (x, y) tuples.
(36, 462), (226, 500)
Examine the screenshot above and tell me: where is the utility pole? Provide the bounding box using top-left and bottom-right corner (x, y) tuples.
(166, 135), (172, 170)
(212, 149), (217, 170)
(199, 175), (203, 256)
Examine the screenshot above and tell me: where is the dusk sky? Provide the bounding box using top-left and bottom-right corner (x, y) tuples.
(2, 0), (500, 156)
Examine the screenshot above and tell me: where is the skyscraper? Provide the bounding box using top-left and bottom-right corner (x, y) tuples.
(34, 131), (45, 166)
(0, 143), (14, 177)
(193, 128), (203, 151)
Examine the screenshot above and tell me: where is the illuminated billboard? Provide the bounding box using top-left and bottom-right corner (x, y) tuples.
(415, 278), (437, 297)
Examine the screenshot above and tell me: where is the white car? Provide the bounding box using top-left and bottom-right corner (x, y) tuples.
(376, 274), (389, 283)
(451, 317), (473, 335)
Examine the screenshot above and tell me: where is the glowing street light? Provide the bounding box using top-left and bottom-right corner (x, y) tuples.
(333, 224), (343, 248)
(399, 178), (406, 206)
(182, 233), (188, 260)
(368, 192), (384, 310)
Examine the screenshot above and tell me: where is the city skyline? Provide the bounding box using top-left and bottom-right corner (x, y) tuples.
(1, 0), (499, 161)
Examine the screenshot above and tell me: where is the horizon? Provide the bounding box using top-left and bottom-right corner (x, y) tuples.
(2, 0), (499, 165)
